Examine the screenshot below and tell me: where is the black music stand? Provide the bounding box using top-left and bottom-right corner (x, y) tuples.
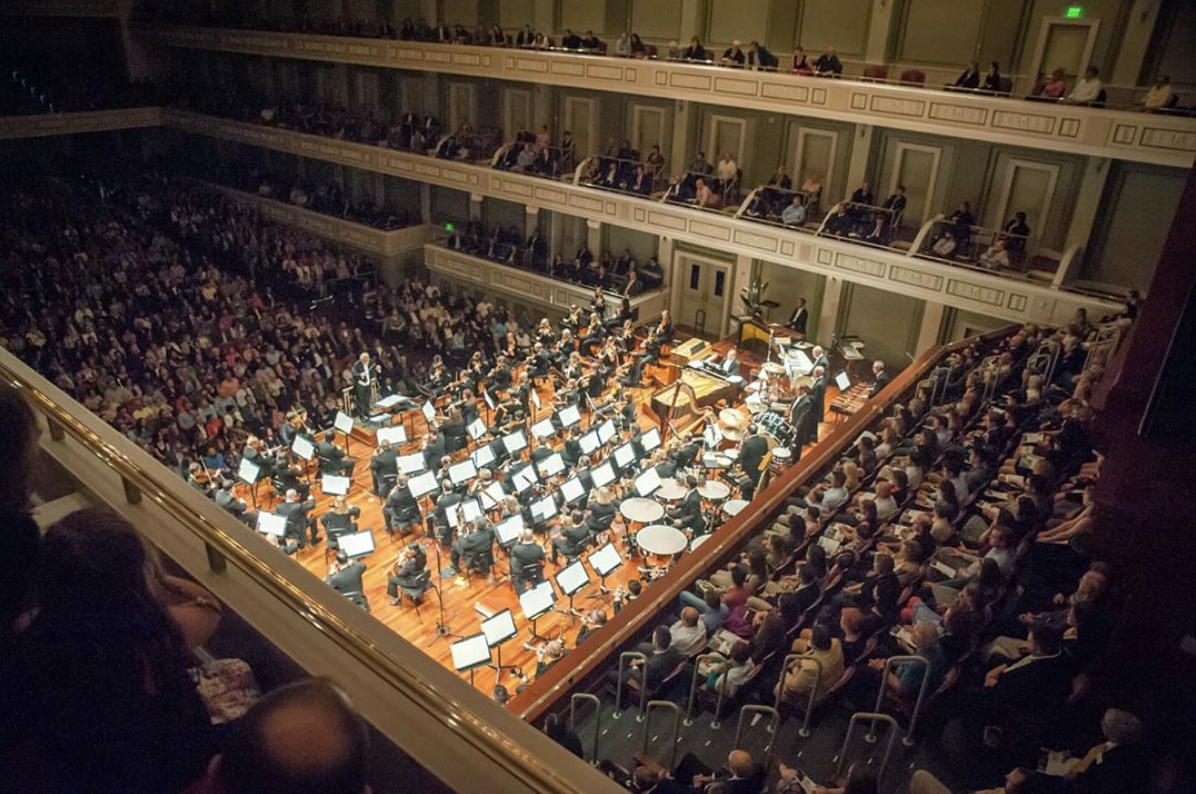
(554, 560), (590, 627)
(519, 580), (557, 642)
(586, 542), (623, 602)
(481, 609), (522, 683)
(450, 632), (492, 689)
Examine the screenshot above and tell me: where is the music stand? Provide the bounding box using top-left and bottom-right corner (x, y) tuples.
(338, 530), (376, 559)
(554, 559), (590, 625)
(518, 580), (556, 642)
(586, 542), (622, 599)
(321, 474), (351, 497)
(237, 458), (262, 508)
(423, 517), (461, 646)
(291, 435), (316, 484)
(449, 632), (492, 688)
(481, 608), (521, 682)
(333, 410), (355, 456)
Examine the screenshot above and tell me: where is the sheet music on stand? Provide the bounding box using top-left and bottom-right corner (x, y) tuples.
(519, 580), (556, 621)
(257, 512), (287, 537)
(557, 405), (581, 428)
(481, 609), (518, 647)
(291, 436), (315, 461)
(613, 443), (637, 469)
(467, 418), (487, 440)
(480, 480), (506, 510)
(555, 560), (590, 597)
(511, 465), (539, 494)
(450, 633), (492, 673)
(495, 514), (525, 546)
(835, 371), (852, 390)
(530, 389), (542, 411)
(237, 458), (261, 485)
(338, 530), (375, 558)
(703, 423), (723, 449)
(640, 427), (662, 453)
(588, 543), (622, 577)
(531, 417), (556, 440)
(460, 498), (484, 526)
(333, 411), (355, 435)
(376, 425), (407, 446)
(560, 477), (586, 504)
(578, 431), (600, 455)
(635, 467), (662, 497)
(471, 443), (496, 469)
(397, 452), (426, 474)
(420, 401), (436, 424)
(502, 430), (528, 455)
(786, 349), (814, 374)
(408, 470), (439, 499)
(482, 390), (496, 411)
(531, 495), (558, 523)
(591, 460), (616, 488)
(321, 475), (351, 496)
(537, 452), (566, 478)
(448, 459), (478, 485)
(597, 420), (617, 445)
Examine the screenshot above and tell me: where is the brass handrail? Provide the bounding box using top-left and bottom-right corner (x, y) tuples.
(0, 351), (594, 794)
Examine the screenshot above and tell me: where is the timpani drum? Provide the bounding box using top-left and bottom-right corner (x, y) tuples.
(769, 446), (794, 475)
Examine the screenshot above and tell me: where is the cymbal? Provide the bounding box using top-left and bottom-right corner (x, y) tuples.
(721, 425), (745, 441)
(719, 408), (746, 427)
(762, 362), (786, 375)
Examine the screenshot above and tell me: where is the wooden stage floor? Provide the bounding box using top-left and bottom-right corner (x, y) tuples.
(245, 342), (844, 698)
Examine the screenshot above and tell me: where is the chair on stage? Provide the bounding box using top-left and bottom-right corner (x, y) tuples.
(398, 569), (434, 619)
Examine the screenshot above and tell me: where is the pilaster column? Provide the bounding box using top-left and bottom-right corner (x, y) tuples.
(914, 301), (947, 354)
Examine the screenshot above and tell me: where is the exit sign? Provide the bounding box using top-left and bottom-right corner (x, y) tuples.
(1065, 5), (1084, 18)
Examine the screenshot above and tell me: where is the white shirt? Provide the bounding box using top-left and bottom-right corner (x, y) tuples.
(1067, 77), (1103, 104)
(716, 159), (738, 181)
(669, 621), (708, 656)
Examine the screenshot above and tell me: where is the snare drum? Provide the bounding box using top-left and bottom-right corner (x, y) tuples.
(769, 446), (794, 475)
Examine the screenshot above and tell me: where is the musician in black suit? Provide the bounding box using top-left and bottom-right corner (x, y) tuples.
(738, 423), (770, 499)
(451, 520), (495, 578)
(370, 440), (398, 495)
(214, 481), (256, 525)
(276, 488), (319, 548)
(383, 477), (421, 536)
(433, 479), (462, 547)
(316, 434), (355, 477)
(809, 345), (829, 376)
(673, 435), (701, 468)
(274, 462), (311, 500)
(551, 510), (592, 565)
(422, 430), (446, 470)
(241, 437), (276, 480)
(352, 352), (380, 417)
(809, 365), (828, 428)
(561, 429), (583, 468)
(320, 496), (361, 549)
(717, 348), (741, 378)
(325, 551), (369, 612)
(869, 359), (891, 397)
(510, 529), (547, 594)
(786, 297), (809, 335)
(387, 542), (427, 605)
(669, 475), (703, 527)
(788, 384), (817, 448)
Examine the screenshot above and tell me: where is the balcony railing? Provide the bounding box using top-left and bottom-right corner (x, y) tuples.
(0, 346), (624, 794)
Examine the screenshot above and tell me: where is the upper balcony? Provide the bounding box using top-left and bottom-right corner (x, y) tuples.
(135, 24), (1196, 169)
(163, 108), (1126, 326)
(0, 106), (162, 139)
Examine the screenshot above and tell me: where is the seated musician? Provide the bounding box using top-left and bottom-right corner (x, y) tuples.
(527, 342), (552, 378)
(370, 439), (399, 495)
(387, 541), (428, 606)
(242, 436), (277, 480)
(580, 312), (607, 354)
(320, 495), (361, 549)
(585, 487), (617, 539)
(561, 427), (584, 467)
(641, 327), (664, 367)
(451, 519), (495, 584)
(551, 510), (591, 565)
(673, 433), (701, 468)
(383, 475), (421, 537)
(510, 529), (547, 595)
(315, 433), (355, 477)
(214, 479), (256, 526)
(518, 639), (567, 684)
(669, 475), (706, 533)
(325, 551), (369, 612)
(869, 359), (891, 397)
(656, 310), (674, 343)
(717, 348), (742, 378)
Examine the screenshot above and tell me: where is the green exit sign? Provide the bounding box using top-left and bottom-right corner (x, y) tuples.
(1065, 5), (1084, 18)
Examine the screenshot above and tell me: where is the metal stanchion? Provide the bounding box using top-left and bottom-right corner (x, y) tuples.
(569, 693), (602, 766)
(871, 655), (930, 746)
(612, 651), (647, 720)
(640, 700), (684, 772)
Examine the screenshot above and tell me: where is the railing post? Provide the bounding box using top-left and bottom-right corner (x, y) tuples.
(46, 416), (65, 441)
(734, 705), (780, 768)
(871, 654), (931, 747)
(122, 476), (142, 505)
(835, 712), (898, 785)
(711, 661), (729, 729)
(640, 700), (683, 772)
(612, 651), (646, 720)
(205, 542), (228, 573)
(569, 693), (602, 765)
(685, 652), (723, 726)
(773, 653), (824, 738)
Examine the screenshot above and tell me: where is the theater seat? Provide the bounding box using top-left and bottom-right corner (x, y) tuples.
(863, 65), (889, 83)
(900, 70), (926, 87)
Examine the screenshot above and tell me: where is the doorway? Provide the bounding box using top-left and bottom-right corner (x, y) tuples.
(674, 255), (731, 339)
(1030, 18), (1100, 83)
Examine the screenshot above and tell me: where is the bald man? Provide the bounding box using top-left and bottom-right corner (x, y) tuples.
(690, 749), (762, 793)
(668, 606), (708, 656)
(202, 678), (370, 794)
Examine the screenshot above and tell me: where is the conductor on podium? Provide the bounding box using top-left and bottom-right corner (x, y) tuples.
(352, 352), (380, 417)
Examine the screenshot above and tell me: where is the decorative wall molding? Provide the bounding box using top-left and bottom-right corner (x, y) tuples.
(0, 107), (162, 140)
(136, 25), (1196, 169)
(164, 109), (1125, 327)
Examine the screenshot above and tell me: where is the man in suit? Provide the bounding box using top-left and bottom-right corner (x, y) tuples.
(623, 626), (685, 691)
(777, 564), (821, 631)
(422, 430), (446, 471)
(351, 352), (379, 418)
(433, 479), (462, 547)
(241, 437), (276, 480)
(382, 477), (420, 536)
(738, 424), (770, 500)
(869, 359), (891, 398)
(369, 439), (399, 495)
(669, 475), (703, 527)
(786, 297), (809, 335)
(325, 551), (369, 612)
(688, 749), (765, 794)
(510, 529), (546, 594)
(809, 345), (829, 376)
(451, 520), (495, 580)
(789, 384), (817, 449)
(276, 488), (319, 548)
(316, 433), (355, 477)
(551, 510), (591, 565)
(809, 365), (828, 429)
(387, 542), (428, 605)
(214, 481), (256, 526)
(718, 348), (741, 378)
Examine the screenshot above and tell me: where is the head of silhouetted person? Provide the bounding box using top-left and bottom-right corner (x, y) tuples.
(211, 678), (371, 794)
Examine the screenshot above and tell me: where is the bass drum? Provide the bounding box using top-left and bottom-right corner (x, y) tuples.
(756, 411), (796, 448)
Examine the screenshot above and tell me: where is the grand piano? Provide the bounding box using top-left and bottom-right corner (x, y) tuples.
(649, 363), (742, 436)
